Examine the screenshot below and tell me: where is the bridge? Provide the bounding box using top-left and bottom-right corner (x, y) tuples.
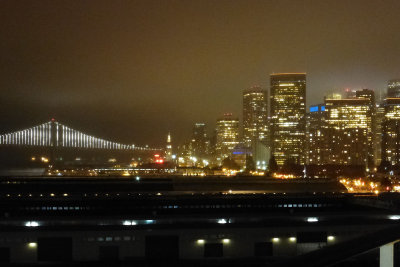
(0, 119), (160, 151)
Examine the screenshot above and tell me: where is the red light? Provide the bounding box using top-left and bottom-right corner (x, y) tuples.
(51, 118), (56, 122)
(155, 159), (164, 164)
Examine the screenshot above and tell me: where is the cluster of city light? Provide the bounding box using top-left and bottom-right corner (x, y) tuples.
(221, 168), (239, 176)
(272, 173), (296, 179)
(339, 178), (381, 193)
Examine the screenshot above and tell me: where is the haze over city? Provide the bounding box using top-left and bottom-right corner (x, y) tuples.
(1, 0), (400, 146)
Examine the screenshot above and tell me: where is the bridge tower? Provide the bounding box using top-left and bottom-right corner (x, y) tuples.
(49, 118), (62, 164)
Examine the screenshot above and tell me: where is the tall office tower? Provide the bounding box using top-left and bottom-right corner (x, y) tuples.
(191, 123), (209, 159)
(165, 133), (172, 161)
(387, 79), (400, 97)
(324, 90), (375, 166)
(270, 73), (306, 166)
(306, 104), (328, 165)
(375, 103), (385, 166)
(382, 98), (400, 165)
(356, 89), (377, 166)
(243, 86), (268, 148)
(215, 113), (239, 161)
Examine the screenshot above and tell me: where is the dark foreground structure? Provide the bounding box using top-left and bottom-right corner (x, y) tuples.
(0, 176), (399, 266)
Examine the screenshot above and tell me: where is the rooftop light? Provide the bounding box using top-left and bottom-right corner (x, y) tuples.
(307, 217), (318, 223)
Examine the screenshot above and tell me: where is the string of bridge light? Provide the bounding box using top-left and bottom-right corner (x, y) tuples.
(0, 121), (159, 151)
(0, 121), (53, 147)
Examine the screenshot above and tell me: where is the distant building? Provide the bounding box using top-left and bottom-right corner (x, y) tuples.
(215, 114), (239, 161)
(165, 133), (173, 162)
(231, 143), (252, 169)
(381, 98), (400, 165)
(190, 123), (210, 162)
(270, 73), (306, 165)
(306, 104), (329, 165)
(324, 90), (375, 166)
(387, 79), (400, 98)
(243, 87), (268, 147)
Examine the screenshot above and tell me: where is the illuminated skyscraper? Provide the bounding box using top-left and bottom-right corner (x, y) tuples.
(387, 79), (400, 97)
(375, 103), (385, 165)
(381, 80), (400, 166)
(243, 86), (268, 147)
(270, 73), (306, 165)
(382, 98), (400, 165)
(324, 90), (375, 166)
(215, 114), (239, 161)
(356, 89), (377, 166)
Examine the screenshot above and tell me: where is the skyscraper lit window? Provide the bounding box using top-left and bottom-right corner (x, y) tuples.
(270, 73), (306, 165)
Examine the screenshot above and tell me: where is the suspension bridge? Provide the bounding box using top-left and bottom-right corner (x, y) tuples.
(0, 119), (160, 151)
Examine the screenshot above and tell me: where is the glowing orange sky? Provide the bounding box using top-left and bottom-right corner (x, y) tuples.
(0, 0), (399, 146)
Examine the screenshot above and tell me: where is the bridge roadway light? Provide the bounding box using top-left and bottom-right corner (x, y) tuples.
(327, 236), (335, 241)
(222, 239), (230, 244)
(272, 237), (280, 242)
(289, 237), (296, 242)
(197, 239), (205, 244)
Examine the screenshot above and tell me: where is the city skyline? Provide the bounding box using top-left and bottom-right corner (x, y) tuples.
(1, 0), (400, 146)
(2, 1), (400, 265)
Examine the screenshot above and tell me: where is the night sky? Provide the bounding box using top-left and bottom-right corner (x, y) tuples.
(1, 0), (399, 147)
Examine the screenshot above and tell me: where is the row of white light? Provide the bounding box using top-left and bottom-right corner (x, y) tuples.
(196, 236), (335, 244)
(25, 217), (320, 228)
(217, 218), (319, 224)
(197, 239), (230, 244)
(59, 123), (152, 150)
(272, 236), (335, 242)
